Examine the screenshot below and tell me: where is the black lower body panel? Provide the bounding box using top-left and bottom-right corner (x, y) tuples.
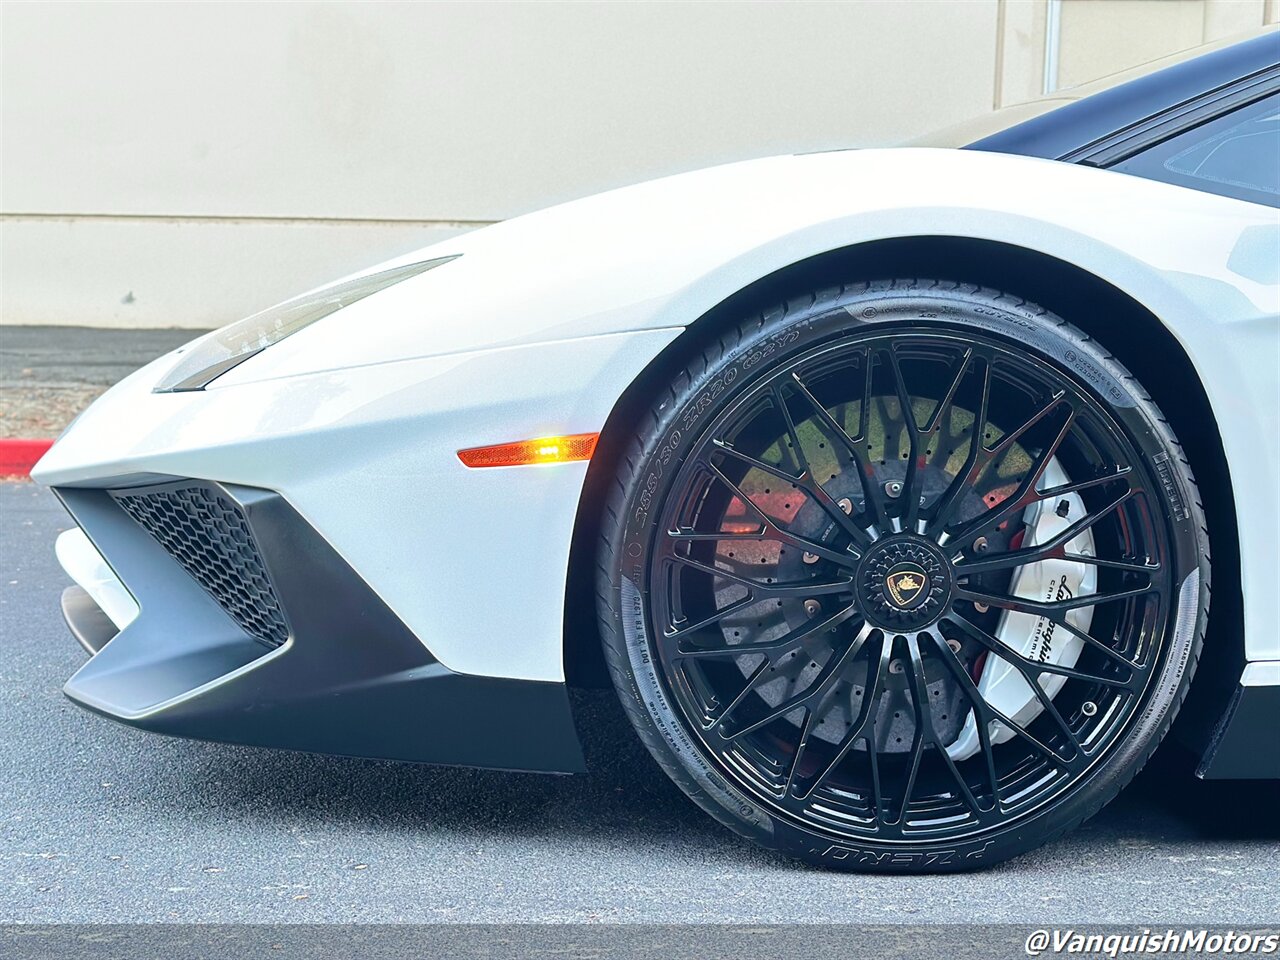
(56, 481), (587, 774)
(1195, 679), (1280, 780)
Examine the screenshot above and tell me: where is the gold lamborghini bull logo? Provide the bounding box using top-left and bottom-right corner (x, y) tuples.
(886, 571), (924, 607)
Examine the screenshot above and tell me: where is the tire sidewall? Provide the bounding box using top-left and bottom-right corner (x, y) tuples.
(606, 283), (1207, 871)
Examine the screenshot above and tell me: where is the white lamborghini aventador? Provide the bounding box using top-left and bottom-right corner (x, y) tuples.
(35, 31), (1279, 871)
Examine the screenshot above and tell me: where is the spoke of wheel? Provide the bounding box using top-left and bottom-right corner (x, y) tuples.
(959, 545), (1157, 577)
(962, 546), (1158, 577)
(970, 687), (1002, 811)
(922, 347), (975, 435)
(1029, 604), (1149, 673)
(774, 384), (812, 472)
(1063, 554), (1161, 573)
(787, 363), (893, 533)
(1036, 466), (1134, 500)
(666, 528), (769, 542)
(779, 706), (819, 797)
(773, 385), (873, 545)
(943, 619), (1086, 763)
(725, 622), (876, 740)
(866, 711), (887, 827)
(886, 346), (923, 529)
(943, 403), (1077, 547)
(953, 487), (1139, 576)
(946, 612), (1138, 692)
(668, 553), (854, 599)
(927, 356), (992, 534)
(703, 460), (862, 568)
(955, 583), (1157, 618)
(889, 729), (925, 826)
(927, 632), (1068, 767)
(703, 609), (859, 730)
(787, 630), (890, 801)
(711, 436), (867, 548)
(904, 634), (983, 814)
(677, 601), (860, 662)
(708, 438), (800, 487)
(929, 626), (1002, 812)
(989, 390), (1070, 460)
(705, 658), (773, 731)
(665, 594), (758, 641)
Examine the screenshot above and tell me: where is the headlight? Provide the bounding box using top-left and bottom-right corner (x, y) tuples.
(153, 255), (458, 392)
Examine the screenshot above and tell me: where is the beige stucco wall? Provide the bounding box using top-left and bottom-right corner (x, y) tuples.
(2, 0), (1276, 329)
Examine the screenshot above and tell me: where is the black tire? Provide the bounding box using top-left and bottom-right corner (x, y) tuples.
(595, 280), (1210, 872)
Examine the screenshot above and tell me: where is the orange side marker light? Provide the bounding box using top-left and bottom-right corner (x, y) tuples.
(458, 433), (599, 468)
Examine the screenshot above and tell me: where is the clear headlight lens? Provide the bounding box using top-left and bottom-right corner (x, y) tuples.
(153, 255), (458, 392)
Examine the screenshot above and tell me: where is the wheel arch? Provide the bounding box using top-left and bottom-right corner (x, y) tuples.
(562, 236), (1242, 752)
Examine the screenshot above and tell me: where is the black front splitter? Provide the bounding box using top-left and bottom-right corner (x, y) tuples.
(56, 481), (587, 775)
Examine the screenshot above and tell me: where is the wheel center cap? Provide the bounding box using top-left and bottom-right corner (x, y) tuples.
(858, 536), (952, 631)
(884, 563), (929, 610)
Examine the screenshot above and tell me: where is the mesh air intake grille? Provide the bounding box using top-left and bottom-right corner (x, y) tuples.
(113, 485), (289, 648)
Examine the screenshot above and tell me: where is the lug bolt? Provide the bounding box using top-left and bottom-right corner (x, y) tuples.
(889, 659), (905, 674)
(802, 551), (819, 565)
(973, 536), (989, 553)
(885, 481), (903, 498)
(1081, 701), (1098, 717)
(837, 497), (853, 515)
(974, 602), (990, 613)
(946, 638), (963, 654)
(804, 599), (821, 618)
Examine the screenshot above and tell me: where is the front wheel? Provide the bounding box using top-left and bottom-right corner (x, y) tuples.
(595, 280), (1209, 871)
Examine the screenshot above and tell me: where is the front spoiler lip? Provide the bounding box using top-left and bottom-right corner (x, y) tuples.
(61, 585), (118, 655)
(55, 479), (588, 774)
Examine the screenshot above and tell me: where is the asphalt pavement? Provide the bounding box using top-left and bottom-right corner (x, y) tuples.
(0, 325), (208, 387)
(0, 326), (208, 438)
(3, 482), (1278, 925)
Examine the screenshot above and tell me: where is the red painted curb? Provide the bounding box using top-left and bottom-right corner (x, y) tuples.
(0, 438), (54, 477)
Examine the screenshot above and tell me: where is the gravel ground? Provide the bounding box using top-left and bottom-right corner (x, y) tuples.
(0, 326), (207, 438)
(2, 482), (1278, 925)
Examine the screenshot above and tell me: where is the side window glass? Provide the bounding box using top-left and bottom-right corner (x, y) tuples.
(1112, 93), (1280, 208)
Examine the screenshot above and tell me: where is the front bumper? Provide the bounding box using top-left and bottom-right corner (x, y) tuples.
(33, 328), (681, 683)
(56, 478), (586, 773)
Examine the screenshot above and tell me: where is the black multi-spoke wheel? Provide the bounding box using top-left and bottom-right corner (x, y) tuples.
(597, 281), (1209, 871)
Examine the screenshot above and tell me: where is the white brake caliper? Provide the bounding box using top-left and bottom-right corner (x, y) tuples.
(947, 458), (1096, 762)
